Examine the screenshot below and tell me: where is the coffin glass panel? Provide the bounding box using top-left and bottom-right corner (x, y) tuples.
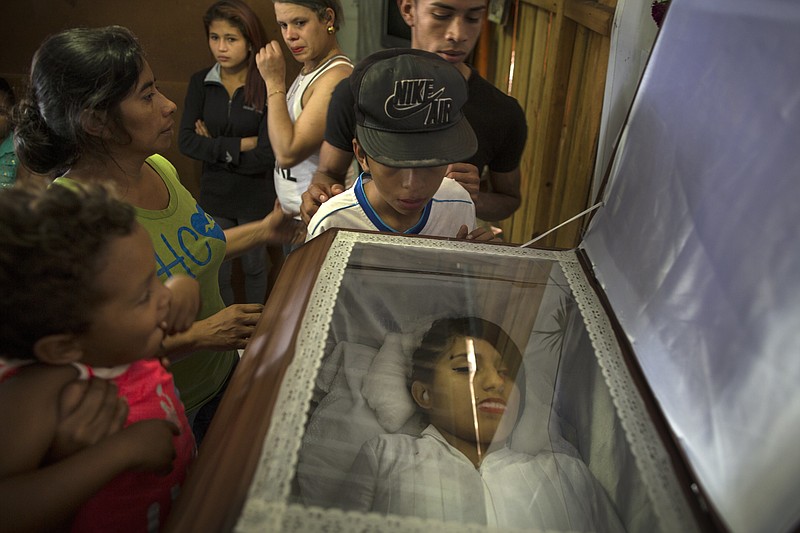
(235, 232), (700, 532)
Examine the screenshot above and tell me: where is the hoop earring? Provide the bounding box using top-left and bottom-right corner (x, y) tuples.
(327, 25), (335, 35)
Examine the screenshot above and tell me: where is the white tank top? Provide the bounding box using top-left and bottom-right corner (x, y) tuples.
(274, 54), (353, 216)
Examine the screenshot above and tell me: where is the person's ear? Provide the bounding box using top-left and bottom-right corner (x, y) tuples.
(353, 139), (370, 172)
(411, 380), (432, 409)
(79, 109), (109, 138)
(398, 0), (414, 27)
(33, 334), (84, 365)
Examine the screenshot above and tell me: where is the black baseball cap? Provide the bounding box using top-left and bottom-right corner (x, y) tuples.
(351, 48), (478, 168)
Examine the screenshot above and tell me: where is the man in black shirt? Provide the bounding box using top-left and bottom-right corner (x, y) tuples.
(300, 0), (527, 224)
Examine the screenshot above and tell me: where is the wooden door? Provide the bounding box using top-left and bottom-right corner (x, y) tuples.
(478, 0), (616, 248)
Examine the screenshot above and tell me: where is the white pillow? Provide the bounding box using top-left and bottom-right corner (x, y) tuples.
(361, 332), (419, 432)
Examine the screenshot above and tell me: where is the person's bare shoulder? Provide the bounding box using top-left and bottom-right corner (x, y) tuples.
(311, 62), (354, 95)
(0, 364), (81, 475)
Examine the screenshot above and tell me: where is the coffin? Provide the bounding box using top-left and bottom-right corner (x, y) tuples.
(166, 0), (799, 531)
(166, 229), (707, 532)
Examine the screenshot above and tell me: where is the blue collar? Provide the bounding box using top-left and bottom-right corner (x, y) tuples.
(353, 173), (433, 234)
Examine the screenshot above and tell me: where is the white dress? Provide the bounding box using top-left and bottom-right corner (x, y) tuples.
(338, 425), (626, 531)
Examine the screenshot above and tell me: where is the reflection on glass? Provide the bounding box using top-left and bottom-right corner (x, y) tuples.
(291, 243), (637, 530)
(335, 317), (624, 530)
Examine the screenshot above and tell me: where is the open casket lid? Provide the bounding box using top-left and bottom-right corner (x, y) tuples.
(581, 0), (800, 532)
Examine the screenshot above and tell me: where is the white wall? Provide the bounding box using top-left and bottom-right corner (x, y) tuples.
(337, 0), (360, 60)
(592, 0), (659, 202)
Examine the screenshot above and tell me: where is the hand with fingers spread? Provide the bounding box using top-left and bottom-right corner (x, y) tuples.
(194, 303), (262, 351)
(46, 379), (129, 463)
(300, 182), (346, 225)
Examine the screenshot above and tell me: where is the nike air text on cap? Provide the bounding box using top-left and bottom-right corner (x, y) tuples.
(351, 48), (478, 168)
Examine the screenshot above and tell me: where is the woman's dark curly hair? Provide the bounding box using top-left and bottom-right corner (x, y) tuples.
(0, 183), (136, 359)
(13, 26), (145, 175)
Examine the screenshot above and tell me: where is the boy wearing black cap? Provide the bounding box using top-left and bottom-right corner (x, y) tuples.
(301, 0), (526, 226)
(306, 49), (495, 241)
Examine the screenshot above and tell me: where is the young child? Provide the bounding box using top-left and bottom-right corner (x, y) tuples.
(305, 49), (495, 242)
(339, 316), (625, 531)
(0, 184), (199, 532)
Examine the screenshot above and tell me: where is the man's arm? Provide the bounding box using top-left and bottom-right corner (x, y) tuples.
(313, 140), (352, 187)
(301, 141), (352, 225)
(474, 167), (522, 221)
(445, 164), (522, 222)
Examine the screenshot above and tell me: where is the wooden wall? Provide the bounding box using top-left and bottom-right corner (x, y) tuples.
(479, 0), (616, 248)
(0, 0), (298, 198)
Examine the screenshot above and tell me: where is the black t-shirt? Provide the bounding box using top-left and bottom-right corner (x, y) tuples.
(325, 68), (527, 174)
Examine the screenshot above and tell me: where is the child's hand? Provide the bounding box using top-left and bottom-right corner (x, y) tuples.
(46, 378), (129, 462)
(121, 419), (179, 474)
(163, 275), (201, 335)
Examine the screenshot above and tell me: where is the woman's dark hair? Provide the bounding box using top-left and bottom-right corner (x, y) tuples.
(204, 0), (268, 110)
(273, 0), (345, 31)
(0, 183), (136, 359)
(411, 317), (523, 385)
(13, 26), (145, 175)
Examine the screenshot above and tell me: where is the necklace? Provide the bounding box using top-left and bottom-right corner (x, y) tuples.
(287, 50), (346, 103)
(300, 48), (343, 76)
(286, 72), (304, 102)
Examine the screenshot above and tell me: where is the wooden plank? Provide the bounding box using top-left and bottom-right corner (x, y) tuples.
(496, 0), (617, 246)
(565, 0), (615, 36)
(520, 0), (559, 12)
(551, 24), (592, 247)
(553, 27), (611, 247)
(515, 4), (562, 244)
(533, 14), (577, 246)
(510, 8), (534, 176)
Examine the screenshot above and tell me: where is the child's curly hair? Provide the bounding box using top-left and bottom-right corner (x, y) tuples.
(0, 183), (136, 359)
